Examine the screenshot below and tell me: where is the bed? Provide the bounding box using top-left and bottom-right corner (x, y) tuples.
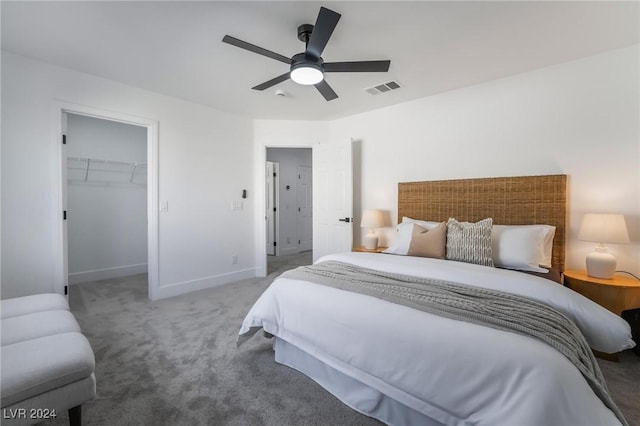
(239, 175), (635, 426)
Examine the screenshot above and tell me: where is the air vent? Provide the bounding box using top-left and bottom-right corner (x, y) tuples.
(363, 81), (401, 95)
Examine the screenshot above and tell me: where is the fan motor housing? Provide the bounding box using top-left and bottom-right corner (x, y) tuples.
(290, 53), (324, 73)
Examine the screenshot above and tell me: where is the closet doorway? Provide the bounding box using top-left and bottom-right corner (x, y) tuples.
(65, 113), (148, 290)
(265, 148), (313, 261)
(51, 101), (159, 300)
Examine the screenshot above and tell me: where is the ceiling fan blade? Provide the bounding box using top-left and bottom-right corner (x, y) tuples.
(252, 72), (291, 91)
(222, 35), (291, 65)
(314, 79), (338, 101)
(306, 7), (341, 58)
(324, 60), (391, 73)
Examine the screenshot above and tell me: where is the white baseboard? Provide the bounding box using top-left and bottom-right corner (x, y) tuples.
(280, 247), (300, 256)
(68, 263), (148, 284)
(153, 268), (256, 300)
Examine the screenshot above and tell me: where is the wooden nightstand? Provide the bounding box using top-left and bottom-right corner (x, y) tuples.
(563, 270), (640, 360)
(353, 246), (387, 253)
(563, 270), (640, 316)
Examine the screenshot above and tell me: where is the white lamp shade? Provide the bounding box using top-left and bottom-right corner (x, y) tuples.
(360, 210), (384, 229)
(578, 213), (630, 244)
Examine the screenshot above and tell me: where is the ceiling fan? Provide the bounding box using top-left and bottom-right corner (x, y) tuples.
(222, 6), (391, 102)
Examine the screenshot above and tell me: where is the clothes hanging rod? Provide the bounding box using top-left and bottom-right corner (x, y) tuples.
(67, 156), (147, 185)
(66, 156), (147, 167)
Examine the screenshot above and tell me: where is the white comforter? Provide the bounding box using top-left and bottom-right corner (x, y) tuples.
(240, 253), (634, 426)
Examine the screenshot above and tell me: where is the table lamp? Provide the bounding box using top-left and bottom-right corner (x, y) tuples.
(578, 213), (630, 279)
(361, 209), (384, 250)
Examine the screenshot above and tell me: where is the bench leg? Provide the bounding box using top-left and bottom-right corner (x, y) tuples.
(68, 405), (81, 426)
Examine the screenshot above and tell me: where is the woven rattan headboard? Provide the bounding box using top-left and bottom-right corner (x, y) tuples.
(398, 174), (567, 272)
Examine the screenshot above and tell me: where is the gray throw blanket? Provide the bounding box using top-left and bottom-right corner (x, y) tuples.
(280, 260), (628, 426)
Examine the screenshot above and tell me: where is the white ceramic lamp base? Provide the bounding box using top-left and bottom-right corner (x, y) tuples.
(363, 231), (378, 250)
(585, 246), (616, 279)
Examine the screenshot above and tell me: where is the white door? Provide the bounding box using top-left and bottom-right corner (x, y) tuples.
(312, 141), (353, 262)
(297, 165), (312, 252)
(266, 161), (279, 256)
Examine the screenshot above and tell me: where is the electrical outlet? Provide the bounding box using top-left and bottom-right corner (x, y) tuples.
(232, 254), (238, 265)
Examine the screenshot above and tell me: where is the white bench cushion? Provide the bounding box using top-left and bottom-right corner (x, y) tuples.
(1, 332), (95, 407)
(1, 294), (69, 319)
(1, 310), (81, 346)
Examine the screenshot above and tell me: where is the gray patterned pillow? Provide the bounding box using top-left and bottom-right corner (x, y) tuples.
(446, 218), (494, 267)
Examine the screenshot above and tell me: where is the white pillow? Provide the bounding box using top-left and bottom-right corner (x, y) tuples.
(491, 225), (556, 272)
(384, 219), (440, 255)
(383, 222), (416, 255)
(537, 225), (556, 268)
(402, 217), (440, 230)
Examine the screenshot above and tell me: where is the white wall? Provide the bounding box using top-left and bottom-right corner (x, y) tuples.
(66, 114), (148, 284)
(1, 51), (255, 299)
(329, 45), (640, 274)
(266, 148), (312, 255)
(3, 43), (638, 299)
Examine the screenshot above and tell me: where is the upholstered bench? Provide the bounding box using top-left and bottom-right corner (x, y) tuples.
(1, 294), (96, 426)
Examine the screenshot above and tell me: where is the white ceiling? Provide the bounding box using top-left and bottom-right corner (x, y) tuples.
(2, 1), (638, 121)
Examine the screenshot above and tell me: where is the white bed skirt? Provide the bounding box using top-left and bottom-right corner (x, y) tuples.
(274, 337), (444, 426)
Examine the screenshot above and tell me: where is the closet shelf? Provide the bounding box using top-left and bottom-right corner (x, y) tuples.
(67, 156), (147, 185)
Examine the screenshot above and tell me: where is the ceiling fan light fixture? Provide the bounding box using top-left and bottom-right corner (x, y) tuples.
(290, 65), (323, 85)
(223, 7), (390, 101)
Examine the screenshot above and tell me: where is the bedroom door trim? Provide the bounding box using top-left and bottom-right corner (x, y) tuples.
(256, 145), (311, 276)
(52, 101), (160, 300)
(296, 164), (312, 252)
(265, 161), (280, 256)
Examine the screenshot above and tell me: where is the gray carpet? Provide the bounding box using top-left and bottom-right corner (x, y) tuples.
(44, 252), (639, 426)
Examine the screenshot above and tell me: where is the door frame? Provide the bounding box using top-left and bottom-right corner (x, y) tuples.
(296, 164), (312, 252)
(265, 161), (280, 256)
(256, 145), (311, 276)
(52, 100), (160, 300)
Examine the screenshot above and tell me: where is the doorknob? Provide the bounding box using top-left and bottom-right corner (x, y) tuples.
(338, 217), (351, 223)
